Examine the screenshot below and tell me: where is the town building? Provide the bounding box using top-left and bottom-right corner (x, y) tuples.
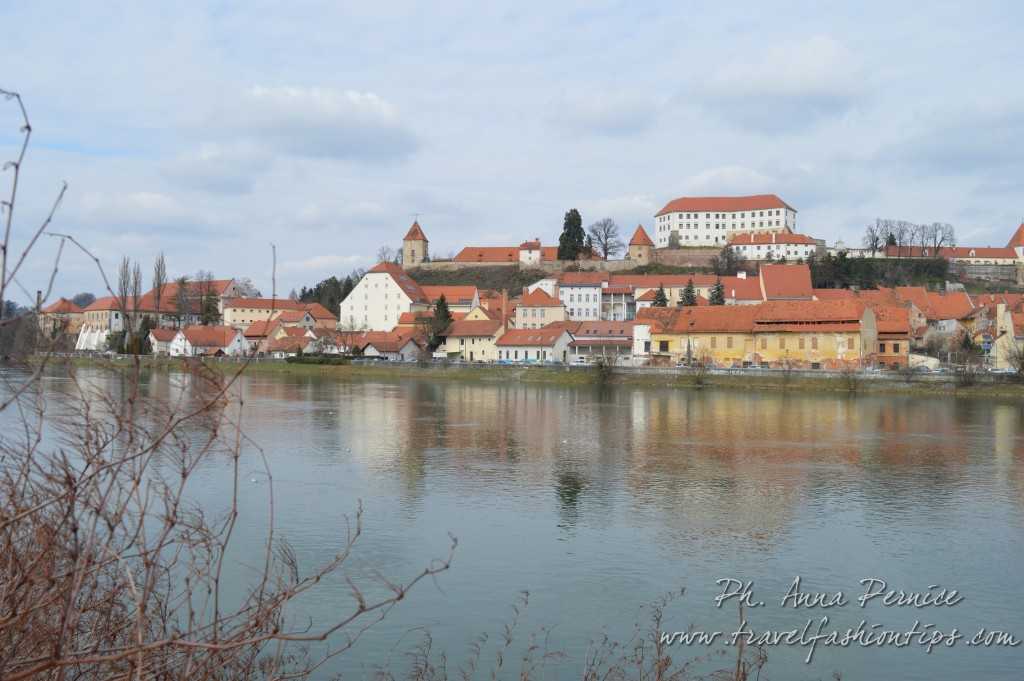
(168, 325), (247, 357)
(402, 221), (429, 267)
(454, 241), (559, 265)
(38, 298), (84, 336)
(222, 299), (336, 330)
(338, 262), (430, 331)
(514, 288), (566, 329)
(148, 328), (177, 355)
(439, 318), (505, 362)
(564, 320), (635, 365)
(728, 231), (823, 261)
(627, 225), (654, 265)
(495, 326), (574, 363)
(654, 194), (797, 248)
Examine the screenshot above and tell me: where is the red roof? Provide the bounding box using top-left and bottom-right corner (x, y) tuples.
(728, 232), (817, 246)
(637, 289), (658, 301)
(275, 309), (311, 323)
(244, 320), (275, 338)
(495, 326), (569, 347)
(420, 285), (478, 306)
(443, 319), (503, 337)
(404, 221), (428, 241)
(629, 225), (654, 247)
(304, 302), (337, 320)
(183, 325), (240, 348)
(883, 245), (1017, 259)
(561, 320), (635, 338)
(1007, 223), (1024, 249)
(268, 336), (311, 354)
(519, 288), (562, 307)
(368, 262), (428, 303)
(148, 328), (178, 342)
(759, 264), (813, 300)
(454, 246), (560, 263)
(559, 271), (609, 286)
(357, 328), (425, 353)
(41, 297), (83, 314)
(812, 288), (857, 300)
(656, 194), (794, 217)
(869, 305), (912, 336)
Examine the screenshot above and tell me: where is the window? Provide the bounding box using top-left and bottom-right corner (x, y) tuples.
(799, 337), (805, 350)
(726, 336), (733, 349)
(760, 337), (767, 350)
(779, 338), (786, 350)
(659, 340), (669, 352)
(879, 343), (886, 353)
(893, 343), (900, 353)
(811, 336), (818, 350)
(710, 336), (717, 349)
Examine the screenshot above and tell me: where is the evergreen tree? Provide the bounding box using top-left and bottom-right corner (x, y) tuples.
(557, 208), (585, 260)
(709, 278), (725, 305)
(428, 294), (453, 349)
(652, 286), (668, 307)
(681, 279), (697, 306)
(340, 276), (354, 302)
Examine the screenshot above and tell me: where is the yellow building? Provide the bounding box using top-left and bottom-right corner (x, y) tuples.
(640, 300), (877, 369)
(440, 318), (505, 362)
(515, 288), (565, 329)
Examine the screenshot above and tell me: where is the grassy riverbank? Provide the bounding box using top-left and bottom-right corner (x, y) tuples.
(34, 354), (1024, 398)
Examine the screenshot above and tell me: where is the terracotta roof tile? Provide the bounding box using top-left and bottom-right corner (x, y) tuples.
(495, 326), (569, 347)
(629, 225), (654, 247)
(759, 264), (813, 300)
(656, 194), (794, 217)
(519, 288), (562, 307)
(41, 297), (83, 314)
(182, 325), (240, 348)
(403, 220), (428, 241)
(443, 319), (503, 337)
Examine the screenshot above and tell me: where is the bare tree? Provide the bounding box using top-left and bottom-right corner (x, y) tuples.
(587, 218), (625, 259)
(152, 250), (167, 322)
(862, 221), (882, 255)
(927, 222), (955, 254)
(233, 276), (261, 297)
(0, 90), (459, 681)
(377, 245), (397, 263)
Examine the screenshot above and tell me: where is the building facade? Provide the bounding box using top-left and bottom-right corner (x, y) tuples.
(654, 194), (797, 248)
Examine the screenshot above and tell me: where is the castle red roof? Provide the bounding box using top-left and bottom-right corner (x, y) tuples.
(629, 225), (654, 247)
(404, 221), (428, 241)
(656, 194), (794, 217)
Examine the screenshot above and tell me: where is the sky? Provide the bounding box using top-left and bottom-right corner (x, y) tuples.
(1, 0), (1022, 304)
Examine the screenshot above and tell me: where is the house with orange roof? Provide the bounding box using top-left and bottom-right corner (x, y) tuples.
(420, 285), (480, 313)
(354, 328), (426, 361)
(169, 325), (247, 357)
(453, 242), (560, 265)
(38, 298), (85, 335)
(638, 299), (877, 369)
(653, 194), (796, 248)
(495, 325), (574, 363)
(514, 287), (566, 329)
(147, 328), (177, 356)
(868, 305), (912, 368)
(338, 261), (431, 331)
(728, 231), (823, 261)
(564, 320), (636, 364)
(439, 318), (505, 361)
(222, 298), (337, 330)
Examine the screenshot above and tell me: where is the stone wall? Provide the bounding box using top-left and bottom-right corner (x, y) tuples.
(410, 247), (718, 273)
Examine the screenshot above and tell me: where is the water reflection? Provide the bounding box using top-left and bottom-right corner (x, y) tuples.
(7, 367), (1024, 681)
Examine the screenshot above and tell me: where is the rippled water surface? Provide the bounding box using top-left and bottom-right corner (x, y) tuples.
(7, 368), (1024, 680)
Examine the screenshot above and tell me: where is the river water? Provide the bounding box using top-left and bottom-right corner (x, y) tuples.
(5, 368), (1023, 680)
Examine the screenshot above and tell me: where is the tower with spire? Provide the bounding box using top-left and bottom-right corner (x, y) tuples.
(402, 220), (429, 268)
(628, 224), (654, 265)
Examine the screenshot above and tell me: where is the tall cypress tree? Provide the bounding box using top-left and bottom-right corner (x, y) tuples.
(681, 279), (697, 307)
(558, 209), (584, 260)
(652, 286), (668, 307)
(709, 278), (725, 305)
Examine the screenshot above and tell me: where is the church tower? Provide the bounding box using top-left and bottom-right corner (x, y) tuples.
(402, 221), (429, 268)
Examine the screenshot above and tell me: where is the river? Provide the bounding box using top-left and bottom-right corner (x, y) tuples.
(4, 367), (1023, 680)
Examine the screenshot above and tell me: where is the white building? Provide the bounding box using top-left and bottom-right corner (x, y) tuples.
(653, 194), (797, 248)
(168, 326), (247, 357)
(728, 231), (823, 261)
(338, 262), (429, 331)
(495, 327), (574, 363)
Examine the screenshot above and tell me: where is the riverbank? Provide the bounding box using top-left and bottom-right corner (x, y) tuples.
(30, 354), (1024, 398)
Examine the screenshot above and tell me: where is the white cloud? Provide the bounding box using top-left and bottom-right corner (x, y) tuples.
(549, 91), (656, 137)
(698, 36), (863, 133)
(236, 86), (418, 161)
(162, 142), (268, 195)
(680, 167), (777, 196)
(74, 190), (194, 227)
